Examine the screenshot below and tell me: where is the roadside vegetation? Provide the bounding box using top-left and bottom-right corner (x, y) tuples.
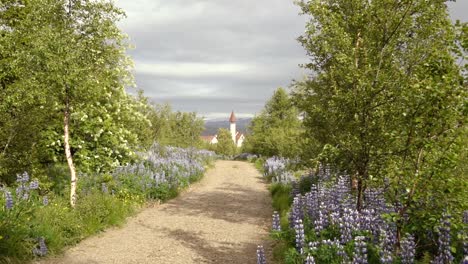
(0, 1), (214, 262)
(250, 1), (467, 263)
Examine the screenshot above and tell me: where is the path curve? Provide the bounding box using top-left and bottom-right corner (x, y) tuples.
(38, 160), (272, 264)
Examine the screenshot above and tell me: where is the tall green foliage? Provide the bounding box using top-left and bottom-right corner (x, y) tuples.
(293, 0), (467, 244)
(215, 128), (236, 156)
(147, 103), (205, 148)
(0, 1), (152, 205)
(244, 88), (304, 158)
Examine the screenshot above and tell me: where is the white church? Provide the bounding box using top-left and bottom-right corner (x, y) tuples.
(201, 111), (245, 147)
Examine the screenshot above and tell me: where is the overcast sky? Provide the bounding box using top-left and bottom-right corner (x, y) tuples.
(116, 0), (467, 120)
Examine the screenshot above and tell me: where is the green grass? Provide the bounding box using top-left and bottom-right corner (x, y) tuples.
(269, 183), (292, 215)
(0, 194), (137, 263)
(0, 163), (214, 263)
(253, 157), (266, 174)
(268, 183), (295, 262)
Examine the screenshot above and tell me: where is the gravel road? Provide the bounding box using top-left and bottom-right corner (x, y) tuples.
(37, 160), (272, 264)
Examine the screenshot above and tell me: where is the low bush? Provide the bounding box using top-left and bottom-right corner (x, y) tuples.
(0, 145), (215, 262)
(261, 158), (467, 264)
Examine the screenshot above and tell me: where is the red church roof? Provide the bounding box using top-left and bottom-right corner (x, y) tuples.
(236, 131), (243, 142)
(201, 135), (216, 142)
(229, 111), (237, 123)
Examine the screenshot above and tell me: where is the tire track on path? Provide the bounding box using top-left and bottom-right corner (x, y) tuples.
(38, 160), (272, 264)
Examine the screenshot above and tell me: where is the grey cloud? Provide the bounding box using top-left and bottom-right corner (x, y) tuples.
(117, 0), (466, 119)
(446, 1), (468, 22)
(134, 72), (285, 101)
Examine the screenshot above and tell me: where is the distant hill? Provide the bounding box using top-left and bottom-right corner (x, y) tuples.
(202, 118), (252, 136)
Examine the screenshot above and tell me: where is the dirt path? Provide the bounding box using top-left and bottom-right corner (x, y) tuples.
(38, 160), (272, 264)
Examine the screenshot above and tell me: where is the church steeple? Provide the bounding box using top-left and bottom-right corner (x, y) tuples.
(229, 111), (237, 123)
(229, 111), (237, 143)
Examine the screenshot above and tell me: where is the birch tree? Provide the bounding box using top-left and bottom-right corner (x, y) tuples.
(0, 0), (143, 206)
(293, 0), (467, 243)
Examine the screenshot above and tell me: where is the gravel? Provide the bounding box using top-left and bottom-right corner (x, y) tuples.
(37, 160), (273, 264)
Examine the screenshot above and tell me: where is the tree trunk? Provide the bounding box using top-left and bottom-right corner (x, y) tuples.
(64, 93), (77, 207)
(356, 177), (364, 211)
(355, 163), (368, 211)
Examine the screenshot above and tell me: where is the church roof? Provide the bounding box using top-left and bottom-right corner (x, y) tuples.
(201, 135), (216, 142)
(236, 131), (244, 142)
(229, 111), (237, 123)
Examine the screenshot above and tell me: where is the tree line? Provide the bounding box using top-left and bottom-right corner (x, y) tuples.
(0, 0), (205, 206)
(245, 0), (467, 255)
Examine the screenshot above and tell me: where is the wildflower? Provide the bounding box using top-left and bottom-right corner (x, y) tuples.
(400, 234), (415, 264)
(432, 213), (454, 264)
(272, 211), (281, 231)
(337, 243), (349, 262)
(309, 241), (319, 251)
(305, 255), (315, 264)
(5, 191), (13, 209)
(295, 219), (305, 254)
(289, 195), (303, 228)
(43, 196), (49, 206)
(101, 182), (108, 194)
(314, 201), (328, 236)
(463, 211), (468, 260)
(32, 237), (48, 257)
(16, 183), (29, 200)
(29, 179), (39, 190)
(291, 180), (300, 197)
(379, 229), (394, 264)
(17, 172), (29, 183)
(352, 236), (368, 264)
(256, 245), (266, 264)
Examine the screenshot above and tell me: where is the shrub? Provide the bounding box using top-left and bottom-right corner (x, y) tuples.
(0, 145), (216, 262)
(264, 159), (467, 263)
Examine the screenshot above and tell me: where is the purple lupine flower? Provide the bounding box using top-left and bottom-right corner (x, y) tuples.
(432, 213), (454, 264)
(379, 229), (394, 264)
(101, 182), (108, 194)
(289, 195), (304, 229)
(16, 172), (29, 183)
(32, 237), (48, 257)
(321, 239), (338, 247)
(352, 236), (368, 264)
(400, 234), (415, 264)
(340, 208), (360, 244)
(334, 175), (351, 212)
(337, 243), (349, 262)
(461, 256), (468, 264)
(16, 183), (29, 200)
(316, 164), (333, 181)
(462, 211), (468, 261)
(340, 208), (354, 244)
(291, 180), (300, 198)
(5, 191), (13, 209)
(364, 187), (389, 215)
(256, 245), (266, 264)
(272, 211), (281, 231)
(295, 219), (305, 254)
(309, 241), (319, 252)
(29, 179), (39, 190)
(306, 185), (319, 220)
(318, 186), (332, 227)
(264, 156), (289, 182)
(305, 255), (315, 264)
(314, 202), (326, 236)
(42, 196), (49, 206)
(359, 209), (375, 233)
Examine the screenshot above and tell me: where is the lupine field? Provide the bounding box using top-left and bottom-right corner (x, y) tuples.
(0, 144), (215, 262)
(257, 157), (468, 264)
